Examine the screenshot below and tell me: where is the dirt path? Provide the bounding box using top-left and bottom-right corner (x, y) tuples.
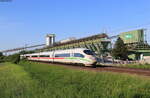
(43, 63), (150, 77)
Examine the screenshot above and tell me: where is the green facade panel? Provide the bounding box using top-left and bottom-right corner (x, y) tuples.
(143, 53), (150, 56)
(119, 29), (144, 44)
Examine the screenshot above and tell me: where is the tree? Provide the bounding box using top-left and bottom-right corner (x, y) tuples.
(0, 52), (3, 57)
(112, 37), (128, 60)
(20, 50), (35, 54)
(0, 52), (4, 63)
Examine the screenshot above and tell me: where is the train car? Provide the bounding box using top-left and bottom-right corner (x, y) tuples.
(21, 48), (97, 67)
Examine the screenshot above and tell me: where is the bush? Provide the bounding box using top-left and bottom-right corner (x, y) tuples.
(2, 50), (34, 64)
(0, 56), (4, 63)
(0, 52), (5, 63)
(4, 54), (20, 64)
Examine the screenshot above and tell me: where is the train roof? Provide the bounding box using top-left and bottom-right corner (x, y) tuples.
(23, 48), (89, 56)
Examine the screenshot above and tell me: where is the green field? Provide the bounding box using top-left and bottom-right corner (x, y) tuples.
(118, 63), (150, 69)
(0, 61), (150, 98)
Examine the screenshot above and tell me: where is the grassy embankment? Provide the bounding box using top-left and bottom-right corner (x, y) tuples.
(0, 61), (150, 98)
(118, 63), (150, 69)
(0, 62), (38, 98)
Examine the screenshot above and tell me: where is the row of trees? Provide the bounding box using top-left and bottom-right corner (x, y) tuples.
(0, 52), (21, 64)
(0, 50), (35, 64)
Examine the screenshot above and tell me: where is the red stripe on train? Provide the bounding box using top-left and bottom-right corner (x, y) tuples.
(30, 57), (64, 59)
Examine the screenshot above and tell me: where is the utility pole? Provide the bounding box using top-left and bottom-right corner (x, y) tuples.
(23, 44), (28, 51)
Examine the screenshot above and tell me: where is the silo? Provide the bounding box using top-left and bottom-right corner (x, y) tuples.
(46, 34), (55, 46)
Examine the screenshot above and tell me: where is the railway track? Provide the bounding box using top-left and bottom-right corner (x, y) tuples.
(41, 62), (150, 77)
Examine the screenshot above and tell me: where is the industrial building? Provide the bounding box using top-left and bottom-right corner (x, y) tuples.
(42, 29), (150, 63)
(119, 29), (150, 63)
(42, 33), (111, 59)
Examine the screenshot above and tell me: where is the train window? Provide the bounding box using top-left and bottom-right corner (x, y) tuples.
(83, 50), (94, 55)
(32, 55), (38, 57)
(55, 53), (70, 57)
(74, 53), (84, 58)
(39, 55), (49, 57)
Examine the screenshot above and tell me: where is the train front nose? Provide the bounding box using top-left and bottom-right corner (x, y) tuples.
(90, 57), (97, 67)
(89, 56), (97, 63)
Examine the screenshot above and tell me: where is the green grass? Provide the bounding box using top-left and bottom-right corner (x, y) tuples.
(119, 63), (150, 69)
(98, 63), (150, 69)
(0, 62), (39, 98)
(1, 61), (150, 98)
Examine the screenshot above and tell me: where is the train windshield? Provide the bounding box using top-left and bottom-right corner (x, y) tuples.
(83, 50), (95, 55)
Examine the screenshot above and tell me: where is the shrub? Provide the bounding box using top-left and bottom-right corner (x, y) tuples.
(4, 53), (20, 64)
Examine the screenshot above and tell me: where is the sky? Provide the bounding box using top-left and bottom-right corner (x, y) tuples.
(0, 0), (150, 51)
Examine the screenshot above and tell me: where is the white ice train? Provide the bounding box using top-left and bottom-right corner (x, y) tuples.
(21, 48), (97, 67)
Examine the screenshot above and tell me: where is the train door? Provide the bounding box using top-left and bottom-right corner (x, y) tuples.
(52, 51), (55, 63)
(59, 50), (72, 63)
(65, 50), (73, 64)
(72, 49), (82, 64)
